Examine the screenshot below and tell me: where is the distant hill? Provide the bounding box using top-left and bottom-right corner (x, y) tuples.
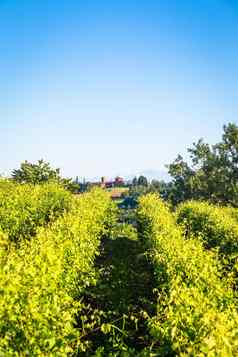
(125, 169), (171, 183)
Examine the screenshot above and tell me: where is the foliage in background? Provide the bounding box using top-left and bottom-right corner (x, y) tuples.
(12, 159), (61, 184)
(137, 193), (238, 356)
(11, 159), (81, 193)
(120, 179), (172, 209)
(167, 123), (238, 206)
(131, 175), (149, 187)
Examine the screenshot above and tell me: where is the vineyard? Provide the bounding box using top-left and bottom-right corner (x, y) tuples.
(1, 182), (238, 356)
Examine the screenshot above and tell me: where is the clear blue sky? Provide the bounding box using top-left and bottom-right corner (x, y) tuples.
(1, 0), (238, 179)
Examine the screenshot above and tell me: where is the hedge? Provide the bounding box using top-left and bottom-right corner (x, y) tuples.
(0, 180), (73, 243)
(137, 194), (238, 356)
(176, 201), (238, 275)
(0, 188), (116, 356)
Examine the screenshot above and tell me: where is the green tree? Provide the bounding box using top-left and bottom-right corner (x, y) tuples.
(132, 177), (138, 187)
(11, 159), (82, 193)
(137, 175), (148, 187)
(61, 177), (81, 193)
(12, 160), (61, 184)
(167, 123), (238, 206)
(150, 179), (173, 200)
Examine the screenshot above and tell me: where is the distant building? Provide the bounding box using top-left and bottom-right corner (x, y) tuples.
(87, 175), (126, 190)
(105, 181), (114, 188)
(92, 176), (125, 188)
(114, 176), (124, 186)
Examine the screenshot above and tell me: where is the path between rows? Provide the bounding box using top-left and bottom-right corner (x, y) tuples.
(76, 220), (159, 356)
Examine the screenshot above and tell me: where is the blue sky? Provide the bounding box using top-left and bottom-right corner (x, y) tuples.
(0, 0), (238, 179)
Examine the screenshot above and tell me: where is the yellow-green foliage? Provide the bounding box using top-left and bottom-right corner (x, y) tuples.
(0, 230), (9, 262)
(176, 201), (238, 262)
(137, 194), (238, 356)
(0, 180), (73, 242)
(0, 188), (116, 356)
(223, 206), (238, 223)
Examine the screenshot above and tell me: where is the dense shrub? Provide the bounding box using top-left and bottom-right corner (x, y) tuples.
(0, 188), (116, 355)
(0, 180), (73, 242)
(137, 194), (238, 356)
(223, 206), (238, 223)
(176, 201), (238, 275)
(176, 201), (238, 250)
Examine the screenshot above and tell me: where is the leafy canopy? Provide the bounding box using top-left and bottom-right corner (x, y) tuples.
(12, 159), (60, 184)
(167, 123), (238, 206)
(11, 159), (81, 192)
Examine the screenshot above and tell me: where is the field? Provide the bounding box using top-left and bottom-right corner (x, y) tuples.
(1, 182), (238, 356)
(106, 186), (129, 198)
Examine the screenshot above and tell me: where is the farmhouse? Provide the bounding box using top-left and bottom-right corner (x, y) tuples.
(99, 176), (124, 188)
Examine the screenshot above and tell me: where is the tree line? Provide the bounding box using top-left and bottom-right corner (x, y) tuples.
(124, 122), (238, 207)
(7, 122), (238, 206)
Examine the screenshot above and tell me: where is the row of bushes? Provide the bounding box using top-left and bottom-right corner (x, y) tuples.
(176, 201), (238, 278)
(0, 188), (116, 356)
(0, 180), (73, 243)
(176, 201), (238, 253)
(137, 194), (238, 356)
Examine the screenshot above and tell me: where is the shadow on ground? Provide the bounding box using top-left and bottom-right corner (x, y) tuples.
(76, 229), (159, 356)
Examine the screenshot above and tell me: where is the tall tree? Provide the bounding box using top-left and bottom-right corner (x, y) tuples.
(137, 175), (148, 187)
(132, 177), (138, 187)
(12, 160), (60, 184)
(12, 159), (81, 192)
(167, 123), (238, 206)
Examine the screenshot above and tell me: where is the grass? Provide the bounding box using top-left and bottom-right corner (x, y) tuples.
(106, 187), (129, 195)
